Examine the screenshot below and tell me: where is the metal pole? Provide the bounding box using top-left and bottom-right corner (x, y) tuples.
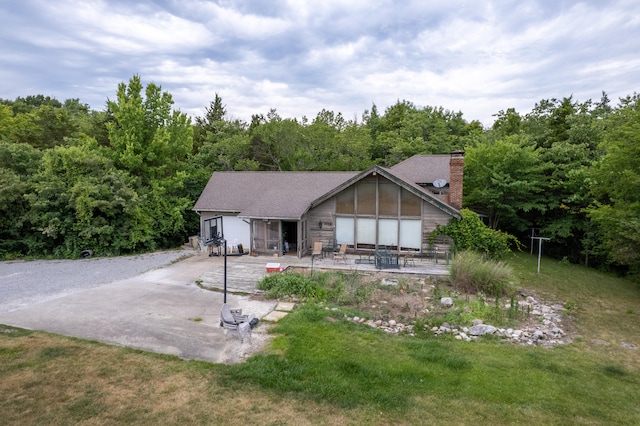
(530, 236), (534, 255)
(537, 238), (542, 273)
(223, 239), (227, 303)
(535, 237), (551, 273)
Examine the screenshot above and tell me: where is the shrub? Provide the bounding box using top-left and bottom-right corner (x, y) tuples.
(449, 250), (516, 296)
(433, 209), (520, 259)
(257, 272), (326, 300)
(256, 271), (374, 304)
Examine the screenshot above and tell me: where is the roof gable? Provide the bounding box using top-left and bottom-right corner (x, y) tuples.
(309, 165), (461, 218)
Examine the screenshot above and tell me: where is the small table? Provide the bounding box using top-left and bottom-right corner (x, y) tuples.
(355, 253), (375, 264)
(375, 251), (400, 269)
(427, 246), (450, 264)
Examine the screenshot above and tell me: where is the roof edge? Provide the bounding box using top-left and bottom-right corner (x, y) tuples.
(309, 165), (461, 219)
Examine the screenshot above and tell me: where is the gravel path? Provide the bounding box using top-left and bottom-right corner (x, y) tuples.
(0, 250), (194, 314)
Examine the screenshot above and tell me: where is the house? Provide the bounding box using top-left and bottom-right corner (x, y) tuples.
(192, 151), (464, 257)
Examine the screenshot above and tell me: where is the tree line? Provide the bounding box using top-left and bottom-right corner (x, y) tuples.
(1, 75), (638, 278)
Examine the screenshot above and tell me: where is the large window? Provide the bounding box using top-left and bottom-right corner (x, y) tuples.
(378, 219), (398, 249)
(357, 182), (376, 215)
(335, 217), (354, 245)
(334, 177), (423, 252)
(356, 218), (376, 249)
(379, 183), (399, 216)
(400, 219), (421, 250)
(401, 188), (421, 216)
(336, 187), (354, 214)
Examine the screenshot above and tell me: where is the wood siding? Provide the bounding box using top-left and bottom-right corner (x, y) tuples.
(421, 201), (453, 252)
(307, 198), (336, 249)
(308, 191), (455, 255)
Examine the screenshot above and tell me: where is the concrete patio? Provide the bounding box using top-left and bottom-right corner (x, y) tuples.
(0, 249), (451, 363)
(199, 251), (451, 294)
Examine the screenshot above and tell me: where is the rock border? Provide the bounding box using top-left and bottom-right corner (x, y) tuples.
(341, 295), (572, 347)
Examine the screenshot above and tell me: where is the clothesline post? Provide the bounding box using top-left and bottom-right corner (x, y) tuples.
(532, 236), (551, 273)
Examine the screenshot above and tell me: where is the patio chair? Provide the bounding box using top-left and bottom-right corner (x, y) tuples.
(323, 238), (337, 258)
(311, 241), (323, 261)
(403, 252), (416, 267)
(333, 243), (348, 264)
(220, 303), (257, 343)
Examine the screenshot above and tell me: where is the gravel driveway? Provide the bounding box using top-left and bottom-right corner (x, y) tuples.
(0, 250), (192, 314)
(0, 250), (276, 363)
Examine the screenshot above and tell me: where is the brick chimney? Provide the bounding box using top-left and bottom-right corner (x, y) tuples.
(449, 150), (465, 210)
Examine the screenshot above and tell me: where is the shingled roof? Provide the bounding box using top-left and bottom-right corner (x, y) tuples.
(193, 171), (358, 219)
(390, 155), (450, 185)
(194, 157), (462, 220)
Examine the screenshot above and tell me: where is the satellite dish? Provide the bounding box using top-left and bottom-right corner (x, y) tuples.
(433, 179), (447, 188)
(433, 178), (447, 195)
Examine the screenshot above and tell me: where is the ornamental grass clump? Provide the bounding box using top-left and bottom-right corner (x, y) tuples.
(450, 250), (516, 296)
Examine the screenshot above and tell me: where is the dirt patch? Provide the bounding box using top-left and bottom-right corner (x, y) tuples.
(219, 323), (275, 364)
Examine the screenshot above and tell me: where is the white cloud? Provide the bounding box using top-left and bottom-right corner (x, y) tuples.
(1, 0), (639, 127)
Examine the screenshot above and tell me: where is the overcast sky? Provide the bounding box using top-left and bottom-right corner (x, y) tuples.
(1, 0), (639, 126)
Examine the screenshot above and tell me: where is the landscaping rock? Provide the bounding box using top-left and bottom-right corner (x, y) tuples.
(532, 329), (545, 340)
(440, 297), (454, 306)
(469, 324), (497, 336)
(346, 293), (573, 347)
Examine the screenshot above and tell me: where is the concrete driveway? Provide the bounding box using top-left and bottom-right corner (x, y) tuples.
(0, 252), (277, 364)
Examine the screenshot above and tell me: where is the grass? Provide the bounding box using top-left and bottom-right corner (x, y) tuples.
(223, 303), (640, 423)
(2, 254), (640, 424)
(510, 252), (640, 365)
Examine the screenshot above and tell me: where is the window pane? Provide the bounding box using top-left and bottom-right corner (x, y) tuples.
(401, 188), (421, 216)
(378, 218), (398, 248)
(267, 221), (280, 250)
(357, 182), (376, 215)
(379, 182), (399, 216)
(336, 217), (354, 245)
(253, 221), (265, 249)
(336, 187), (355, 214)
(400, 219), (421, 250)
(357, 218), (376, 245)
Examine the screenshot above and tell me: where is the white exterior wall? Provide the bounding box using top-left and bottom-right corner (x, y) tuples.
(199, 212), (251, 251)
(223, 216), (251, 249)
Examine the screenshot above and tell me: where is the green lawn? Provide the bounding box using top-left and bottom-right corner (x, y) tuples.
(1, 253), (639, 425)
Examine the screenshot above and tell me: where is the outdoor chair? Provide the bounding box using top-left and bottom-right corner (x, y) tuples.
(311, 241), (323, 261)
(333, 243), (348, 264)
(323, 238), (337, 258)
(220, 303), (257, 343)
(403, 252), (415, 267)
